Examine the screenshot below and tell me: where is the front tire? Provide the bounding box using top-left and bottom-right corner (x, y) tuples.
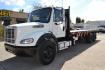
(35, 37), (57, 65)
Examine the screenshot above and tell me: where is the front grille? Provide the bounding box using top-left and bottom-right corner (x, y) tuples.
(5, 28), (15, 43)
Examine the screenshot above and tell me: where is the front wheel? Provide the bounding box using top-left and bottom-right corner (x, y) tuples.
(35, 37), (57, 65)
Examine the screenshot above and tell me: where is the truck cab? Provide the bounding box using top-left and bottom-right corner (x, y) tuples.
(28, 7), (66, 38)
(5, 7), (69, 46)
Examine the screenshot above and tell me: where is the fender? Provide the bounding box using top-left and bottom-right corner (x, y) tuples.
(36, 33), (57, 46)
(36, 33), (58, 52)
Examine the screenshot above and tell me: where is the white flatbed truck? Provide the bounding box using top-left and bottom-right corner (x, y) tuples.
(4, 7), (98, 65)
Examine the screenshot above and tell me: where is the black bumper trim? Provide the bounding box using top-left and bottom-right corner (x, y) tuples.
(5, 43), (36, 56)
(5, 43), (36, 48)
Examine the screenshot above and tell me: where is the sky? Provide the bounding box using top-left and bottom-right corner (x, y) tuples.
(0, 0), (105, 23)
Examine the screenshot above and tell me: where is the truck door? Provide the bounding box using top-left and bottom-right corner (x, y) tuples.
(52, 8), (65, 38)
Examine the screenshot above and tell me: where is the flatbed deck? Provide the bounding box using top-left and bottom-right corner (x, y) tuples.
(70, 29), (99, 33)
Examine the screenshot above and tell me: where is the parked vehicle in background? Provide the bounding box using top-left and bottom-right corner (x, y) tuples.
(86, 21), (105, 32)
(98, 25), (105, 32)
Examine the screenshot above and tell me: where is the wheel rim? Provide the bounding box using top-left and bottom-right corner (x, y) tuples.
(42, 46), (55, 62)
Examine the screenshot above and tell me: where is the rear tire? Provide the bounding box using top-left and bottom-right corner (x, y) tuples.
(35, 37), (57, 65)
(85, 34), (93, 43)
(92, 33), (96, 42)
(85, 33), (96, 43)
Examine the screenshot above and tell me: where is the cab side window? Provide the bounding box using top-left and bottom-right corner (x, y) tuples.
(53, 8), (63, 22)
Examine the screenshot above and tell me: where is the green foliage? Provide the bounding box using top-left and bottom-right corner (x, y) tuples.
(0, 25), (4, 38)
(76, 17), (85, 23)
(76, 17), (81, 23)
(81, 19), (85, 23)
(19, 9), (24, 13)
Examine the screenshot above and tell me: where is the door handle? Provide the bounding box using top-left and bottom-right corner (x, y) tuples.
(55, 23), (58, 25)
(55, 22), (62, 25)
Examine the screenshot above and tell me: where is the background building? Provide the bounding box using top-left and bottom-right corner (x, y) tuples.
(0, 9), (28, 25)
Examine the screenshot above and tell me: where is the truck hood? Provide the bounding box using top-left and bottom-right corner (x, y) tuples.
(10, 22), (44, 27)
(7, 22), (49, 37)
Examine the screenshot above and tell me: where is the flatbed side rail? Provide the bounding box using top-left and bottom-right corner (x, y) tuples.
(70, 29), (99, 33)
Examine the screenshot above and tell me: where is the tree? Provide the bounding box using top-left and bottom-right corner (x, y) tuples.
(76, 17), (81, 23)
(81, 19), (85, 23)
(33, 3), (43, 10)
(19, 9), (24, 13)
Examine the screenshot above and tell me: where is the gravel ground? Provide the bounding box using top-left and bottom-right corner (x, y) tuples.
(0, 33), (105, 70)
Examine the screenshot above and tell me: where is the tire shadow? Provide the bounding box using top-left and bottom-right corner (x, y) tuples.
(0, 40), (100, 70)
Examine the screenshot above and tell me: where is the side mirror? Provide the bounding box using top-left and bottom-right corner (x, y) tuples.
(55, 23), (58, 25)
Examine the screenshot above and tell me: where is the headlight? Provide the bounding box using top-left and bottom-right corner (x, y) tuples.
(20, 38), (34, 44)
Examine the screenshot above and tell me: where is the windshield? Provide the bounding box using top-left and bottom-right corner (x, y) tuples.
(29, 7), (52, 23)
